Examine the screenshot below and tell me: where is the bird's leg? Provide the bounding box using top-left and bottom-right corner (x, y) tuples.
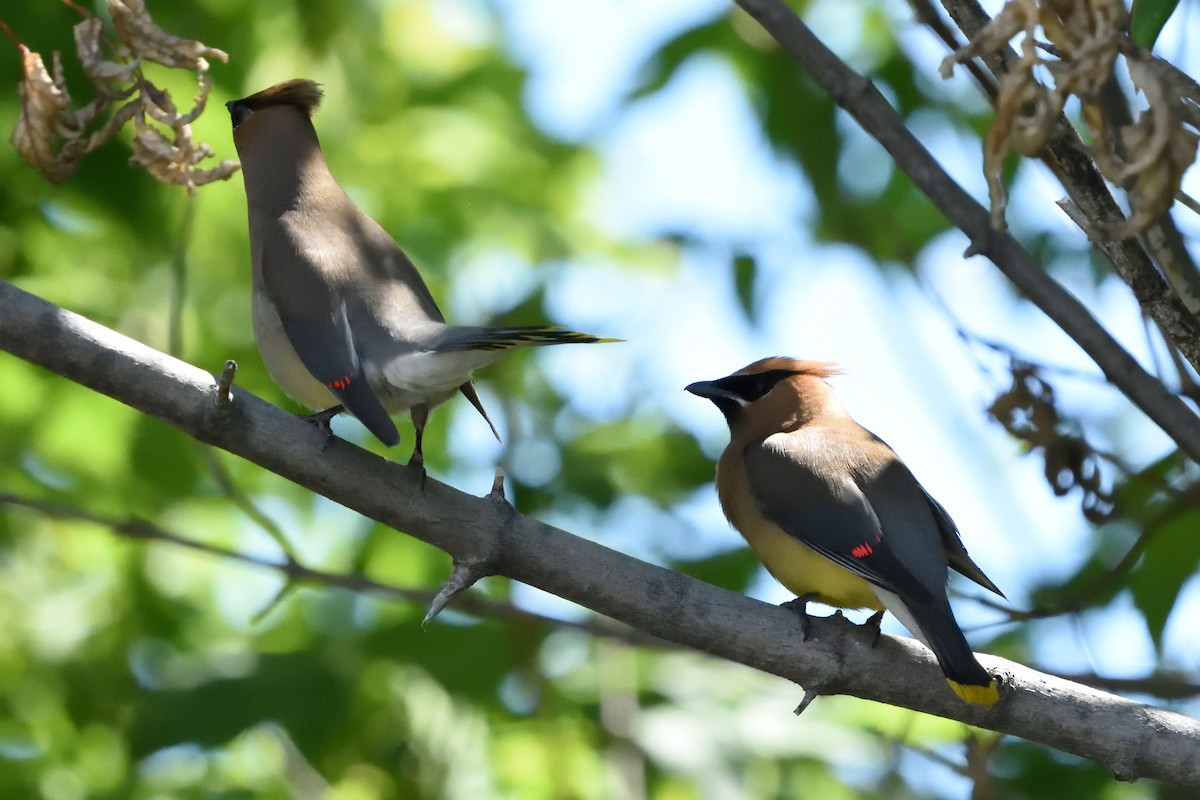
(860, 609), (885, 648)
(781, 592), (819, 641)
(409, 404), (429, 488)
(304, 404), (344, 450)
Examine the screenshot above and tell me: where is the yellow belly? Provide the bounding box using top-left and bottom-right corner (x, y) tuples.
(717, 456), (883, 611)
(741, 514), (882, 609)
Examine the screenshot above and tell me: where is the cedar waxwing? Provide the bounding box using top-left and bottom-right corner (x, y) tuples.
(687, 358), (1003, 706)
(226, 80), (615, 468)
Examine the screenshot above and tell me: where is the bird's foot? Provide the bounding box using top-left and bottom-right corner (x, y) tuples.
(408, 450), (427, 490)
(780, 593), (819, 641)
(304, 405), (344, 450)
(861, 609), (885, 648)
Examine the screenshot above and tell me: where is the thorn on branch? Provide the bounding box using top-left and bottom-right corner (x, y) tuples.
(423, 556), (496, 627)
(962, 227), (999, 258)
(489, 467), (508, 503)
(793, 688), (821, 716)
(216, 359), (236, 406)
(1056, 198), (1105, 242)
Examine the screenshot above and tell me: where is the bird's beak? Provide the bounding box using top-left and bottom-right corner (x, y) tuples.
(685, 380), (737, 402)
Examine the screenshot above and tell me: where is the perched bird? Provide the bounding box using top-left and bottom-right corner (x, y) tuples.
(226, 79), (615, 468)
(687, 358), (1003, 706)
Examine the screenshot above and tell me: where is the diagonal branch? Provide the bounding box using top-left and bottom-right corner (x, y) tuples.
(732, 0), (1200, 465)
(2, 280), (1200, 786)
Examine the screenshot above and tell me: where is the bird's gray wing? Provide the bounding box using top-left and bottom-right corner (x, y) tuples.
(351, 212), (445, 322)
(920, 487), (1005, 597)
(744, 435), (936, 603)
(261, 245), (399, 447)
(859, 432), (1004, 598)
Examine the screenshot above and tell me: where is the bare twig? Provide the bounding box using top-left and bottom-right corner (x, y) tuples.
(907, 0), (998, 101)
(197, 445), (297, 557)
(0, 19), (22, 47)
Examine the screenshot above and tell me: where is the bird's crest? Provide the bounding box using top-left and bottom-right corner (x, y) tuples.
(234, 79), (324, 117)
(734, 357), (842, 380)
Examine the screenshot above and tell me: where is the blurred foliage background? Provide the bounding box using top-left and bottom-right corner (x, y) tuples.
(2, 0), (1200, 798)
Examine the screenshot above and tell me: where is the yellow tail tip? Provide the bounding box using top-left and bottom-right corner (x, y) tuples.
(947, 679), (999, 707)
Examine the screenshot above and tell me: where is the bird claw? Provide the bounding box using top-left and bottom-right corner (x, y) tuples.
(304, 405), (343, 450)
(408, 451), (427, 490)
(861, 609), (885, 648)
(781, 593), (818, 641)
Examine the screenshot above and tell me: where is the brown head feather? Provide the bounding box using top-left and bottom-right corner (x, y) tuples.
(234, 79), (324, 117)
(733, 357), (842, 379)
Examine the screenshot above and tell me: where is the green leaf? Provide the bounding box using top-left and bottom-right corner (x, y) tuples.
(1131, 0), (1180, 49)
(674, 548), (762, 592)
(997, 741), (1119, 798)
(560, 421), (714, 507)
(732, 252), (757, 322)
(1129, 509), (1200, 650)
(626, 19), (736, 102)
(128, 651), (353, 759)
(128, 416), (200, 512)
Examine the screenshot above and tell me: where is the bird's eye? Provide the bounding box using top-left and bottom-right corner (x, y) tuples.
(720, 370), (794, 402)
(748, 373), (784, 399)
(227, 101), (253, 129)
(753, 375), (778, 396)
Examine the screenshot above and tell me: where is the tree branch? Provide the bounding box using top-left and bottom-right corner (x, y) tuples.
(732, 0), (1200, 466)
(2, 279), (1200, 786)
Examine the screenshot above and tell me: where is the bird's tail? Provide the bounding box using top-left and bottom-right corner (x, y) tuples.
(921, 604), (998, 705)
(914, 599), (999, 707)
(440, 326), (621, 353)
